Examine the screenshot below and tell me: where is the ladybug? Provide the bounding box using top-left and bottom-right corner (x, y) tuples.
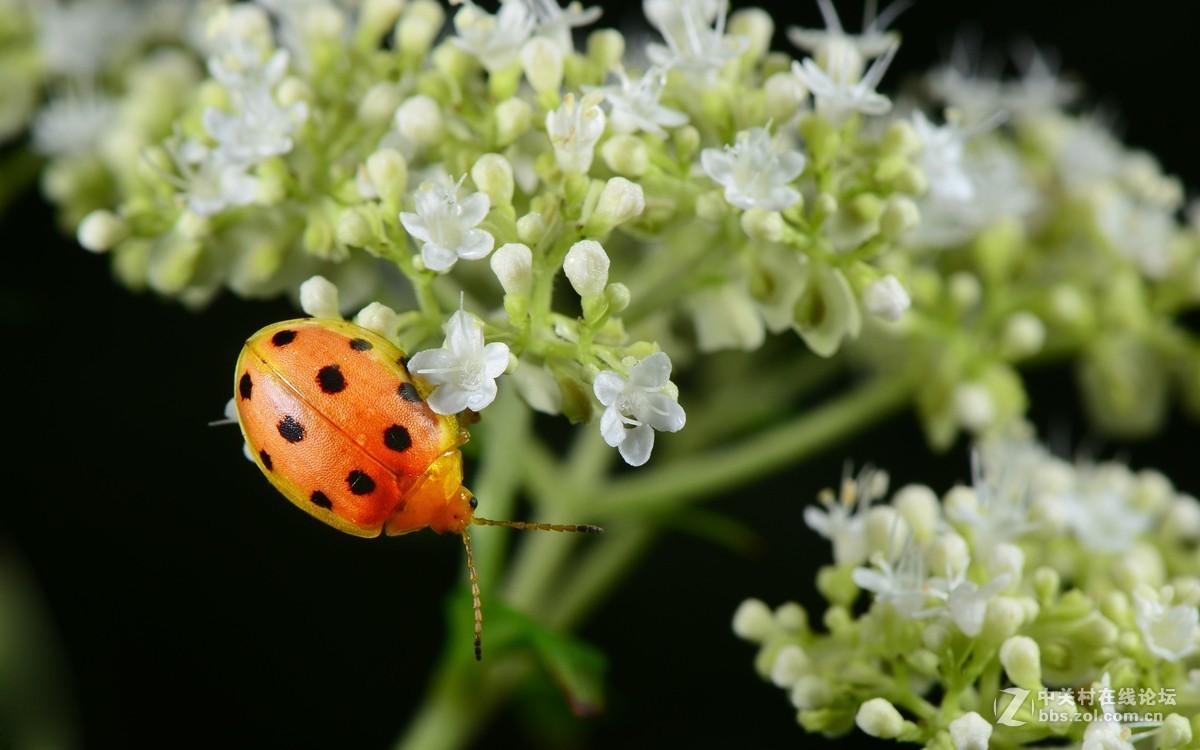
(232, 317), (601, 659)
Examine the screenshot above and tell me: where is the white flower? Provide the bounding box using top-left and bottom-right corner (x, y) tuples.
(521, 0), (601, 54)
(400, 180), (495, 272)
(926, 566), (1011, 637)
(787, 0), (906, 83)
(1081, 673), (1163, 750)
(947, 434), (1048, 546)
(1094, 191), (1174, 279)
(803, 466), (887, 566)
(644, 0), (743, 78)
(452, 1), (535, 73)
(1064, 464), (1154, 553)
(1132, 585), (1199, 662)
(700, 127), (805, 211)
(168, 139), (259, 217)
(593, 352), (686, 466)
(928, 38), (1077, 126)
(912, 111), (975, 202)
(31, 86), (115, 157)
(546, 92), (606, 175)
(863, 275), (910, 322)
(792, 42), (898, 125)
(204, 81), (309, 165)
(407, 309), (510, 414)
(853, 538), (933, 619)
(599, 66), (688, 137)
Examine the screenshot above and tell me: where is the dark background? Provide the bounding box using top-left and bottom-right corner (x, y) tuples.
(4, 1), (1200, 748)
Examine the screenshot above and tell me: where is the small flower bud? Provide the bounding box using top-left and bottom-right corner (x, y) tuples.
(395, 0), (445, 57)
(790, 674), (831, 710)
(358, 82), (403, 126)
(882, 119), (921, 157)
(77, 209), (126, 253)
(855, 698), (905, 739)
(673, 125), (701, 162)
(520, 37), (563, 95)
(728, 8), (773, 60)
(865, 506), (908, 558)
(586, 28), (625, 70)
(987, 544), (1025, 589)
(769, 645), (809, 687)
(864, 274), (910, 322)
(495, 97), (533, 146)
(1032, 567), (1060, 602)
(947, 271), (981, 311)
(516, 212), (547, 245)
(948, 712), (992, 750)
(732, 598), (773, 641)
(601, 134), (649, 176)
(764, 72), (807, 122)
(563, 240), (609, 297)
(981, 597), (1025, 642)
(358, 0), (405, 41)
(471, 153), (515, 207)
(1160, 714), (1193, 748)
(1001, 312), (1046, 359)
(943, 485), (977, 519)
(591, 177), (645, 230)
(928, 533), (969, 578)
(879, 196), (919, 238)
(695, 190), (728, 222)
(490, 242), (533, 296)
(605, 282), (631, 313)
(893, 484), (939, 540)
(999, 635), (1041, 689)
(394, 94), (443, 146)
(774, 602), (808, 632)
(336, 208), (373, 247)
(740, 208), (785, 243)
(300, 275), (341, 319)
(953, 382), (994, 432)
(354, 302), (399, 336)
(366, 148), (408, 206)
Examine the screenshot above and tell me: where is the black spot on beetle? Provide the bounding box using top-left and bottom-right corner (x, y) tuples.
(346, 470), (376, 495)
(397, 382), (421, 402)
(383, 425), (411, 452)
(272, 330), (297, 347)
(239, 372), (253, 400)
(277, 415), (305, 443)
(259, 450), (273, 471)
(310, 491), (332, 510)
(317, 365), (346, 394)
(396, 354), (409, 369)
(350, 338), (373, 351)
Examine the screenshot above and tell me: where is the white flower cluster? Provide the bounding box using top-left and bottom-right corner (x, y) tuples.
(740, 427), (1200, 747)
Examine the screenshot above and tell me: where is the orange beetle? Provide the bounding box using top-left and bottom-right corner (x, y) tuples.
(233, 318), (600, 659)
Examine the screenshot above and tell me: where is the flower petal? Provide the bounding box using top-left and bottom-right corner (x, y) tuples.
(482, 342), (510, 379)
(399, 212), (431, 243)
(428, 384), (473, 415)
(457, 228), (495, 260)
(618, 423), (655, 466)
(592, 371), (626, 406)
(457, 191), (490, 227)
(421, 242), (459, 272)
(599, 405), (626, 447)
(464, 378), (499, 411)
(407, 348), (456, 384)
(640, 392), (686, 433)
(628, 351), (672, 389)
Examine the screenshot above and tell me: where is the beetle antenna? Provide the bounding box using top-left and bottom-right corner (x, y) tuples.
(472, 517), (604, 534)
(461, 529), (483, 661)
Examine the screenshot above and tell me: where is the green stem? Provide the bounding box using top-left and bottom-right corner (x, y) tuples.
(470, 385), (530, 591)
(599, 373), (915, 518)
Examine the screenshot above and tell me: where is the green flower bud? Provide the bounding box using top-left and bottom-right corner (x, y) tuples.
(882, 119), (921, 157)
(494, 97), (533, 146)
(336, 207), (373, 248)
(673, 126), (701, 163)
(740, 208), (785, 243)
(728, 8), (773, 60)
(583, 27), (623, 70)
(395, 0), (445, 59)
(300, 275), (341, 319)
(589, 177), (645, 233)
(1001, 312), (1046, 360)
(354, 301), (399, 336)
(471, 153), (515, 208)
(999, 635), (1041, 689)
(981, 597), (1026, 643)
(732, 598), (774, 642)
(521, 37), (564, 96)
(1160, 714), (1193, 749)
(1078, 336), (1168, 438)
(855, 698), (905, 739)
(764, 72), (807, 122)
(395, 94), (444, 146)
(879, 197), (919, 239)
(695, 190), (728, 222)
(601, 134), (649, 177)
(77, 209), (126, 253)
(563, 240), (610, 297)
(366, 148), (408, 208)
(357, 82), (403, 126)
(605, 282), (630, 313)
(516, 212), (546, 245)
